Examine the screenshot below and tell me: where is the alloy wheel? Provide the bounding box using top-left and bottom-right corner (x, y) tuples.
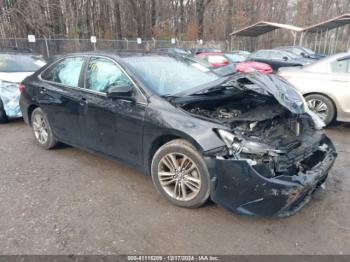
(33, 113), (49, 144)
(307, 98), (329, 122)
(157, 152), (201, 201)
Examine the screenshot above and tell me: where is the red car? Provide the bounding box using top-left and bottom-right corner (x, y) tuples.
(195, 52), (230, 67)
(195, 52), (273, 74)
(235, 61), (273, 74)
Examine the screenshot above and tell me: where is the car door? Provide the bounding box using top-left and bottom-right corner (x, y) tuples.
(38, 56), (87, 145)
(268, 51), (294, 70)
(329, 57), (350, 84)
(250, 51), (275, 68)
(80, 56), (147, 165)
(326, 57), (350, 113)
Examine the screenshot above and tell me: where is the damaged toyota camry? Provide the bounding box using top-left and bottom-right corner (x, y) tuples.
(19, 52), (337, 217)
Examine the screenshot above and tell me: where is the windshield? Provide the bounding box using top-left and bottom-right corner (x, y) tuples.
(301, 47), (316, 55)
(0, 54), (46, 72)
(123, 56), (220, 96)
(281, 51), (299, 59)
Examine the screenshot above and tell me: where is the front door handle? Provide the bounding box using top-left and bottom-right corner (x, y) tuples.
(40, 87), (46, 94)
(80, 97), (87, 106)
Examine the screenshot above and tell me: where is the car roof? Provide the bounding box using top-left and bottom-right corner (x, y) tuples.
(52, 51), (213, 68)
(197, 52), (224, 56)
(274, 46), (303, 49)
(311, 52), (349, 64)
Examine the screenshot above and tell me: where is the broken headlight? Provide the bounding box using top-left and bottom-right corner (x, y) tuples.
(215, 129), (284, 157)
(215, 129), (242, 155)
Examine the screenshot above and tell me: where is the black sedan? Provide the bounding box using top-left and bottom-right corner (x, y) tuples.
(249, 49), (314, 70)
(274, 46), (326, 60)
(19, 52), (337, 217)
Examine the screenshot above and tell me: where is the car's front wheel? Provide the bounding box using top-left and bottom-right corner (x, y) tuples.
(31, 107), (57, 149)
(0, 98), (8, 123)
(151, 139), (210, 208)
(305, 94), (335, 126)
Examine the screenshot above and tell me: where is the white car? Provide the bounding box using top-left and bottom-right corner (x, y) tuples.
(278, 53), (350, 125)
(0, 52), (46, 123)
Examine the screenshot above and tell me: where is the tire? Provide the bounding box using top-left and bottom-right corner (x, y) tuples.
(305, 94), (335, 126)
(151, 139), (210, 208)
(0, 98), (9, 123)
(31, 107), (57, 149)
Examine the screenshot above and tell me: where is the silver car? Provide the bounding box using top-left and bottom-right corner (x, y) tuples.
(278, 53), (350, 125)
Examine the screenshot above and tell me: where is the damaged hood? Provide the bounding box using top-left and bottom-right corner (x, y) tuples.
(235, 73), (306, 114)
(181, 73), (307, 115)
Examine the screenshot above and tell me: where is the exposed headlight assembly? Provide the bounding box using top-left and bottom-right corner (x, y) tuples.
(215, 129), (283, 157)
(215, 129), (242, 155)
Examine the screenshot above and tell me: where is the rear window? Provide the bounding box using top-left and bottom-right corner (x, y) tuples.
(0, 54), (46, 72)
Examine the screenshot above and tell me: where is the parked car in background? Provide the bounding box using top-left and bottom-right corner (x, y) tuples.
(274, 46), (326, 60)
(196, 52), (273, 74)
(20, 52), (336, 217)
(0, 52), (46, 123)
(224, 53), (273, 74)
(279, 53), (350, 125)
(235, 61), (273, 74)
(195, 52), (230, 67)
(224, 53), (247, 63)
(154, 48), (190, 56)
(228, 50), (251, 58)
(249, 49), (313, 71)
(190, 47), (222, 55)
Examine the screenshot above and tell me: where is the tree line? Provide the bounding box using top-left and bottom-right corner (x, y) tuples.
(0, 0), (350, 41)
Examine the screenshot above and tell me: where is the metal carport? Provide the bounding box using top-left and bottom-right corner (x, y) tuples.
(229, 21), (304, 51)
(300, 14), (350, 54)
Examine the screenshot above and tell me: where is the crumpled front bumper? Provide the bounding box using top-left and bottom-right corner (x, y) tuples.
(206, 137), (337, 217)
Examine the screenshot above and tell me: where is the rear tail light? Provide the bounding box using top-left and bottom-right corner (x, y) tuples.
(19, 83), (25, 93)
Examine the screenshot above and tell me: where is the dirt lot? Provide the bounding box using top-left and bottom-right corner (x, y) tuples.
(0, 119), (349, 255)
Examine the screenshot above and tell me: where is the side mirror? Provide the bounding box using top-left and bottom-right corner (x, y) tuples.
(301, 52), (306, 57)
(283, 56), (289, 61)
(107, 84), (134, 100)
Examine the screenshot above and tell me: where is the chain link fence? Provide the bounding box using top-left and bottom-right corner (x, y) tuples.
(0, 38), (230, 57)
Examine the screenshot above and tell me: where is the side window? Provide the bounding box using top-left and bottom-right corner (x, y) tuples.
(86, 57), (132, 93)
(292, 48), (303, 56)
(42, 57), (85, 87)
(253, 51), (270, 58)
(330, 59), (350, 74)
(270, 51), (285, 60)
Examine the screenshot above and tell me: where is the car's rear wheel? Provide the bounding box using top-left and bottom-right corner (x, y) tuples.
(31, 108), (57, 149)
(305, 94), (335, 126)
(151, 139), (210, 208)
(0, 98), (9, 123)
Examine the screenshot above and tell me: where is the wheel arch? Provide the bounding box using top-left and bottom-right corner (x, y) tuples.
(27, 104), (39, 126)
(147, 132), (204, 175)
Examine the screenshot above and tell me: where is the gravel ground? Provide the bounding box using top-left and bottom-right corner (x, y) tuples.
(0, 119), (349, 255)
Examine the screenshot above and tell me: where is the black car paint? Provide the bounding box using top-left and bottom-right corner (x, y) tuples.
(20, 52), (337, 217)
